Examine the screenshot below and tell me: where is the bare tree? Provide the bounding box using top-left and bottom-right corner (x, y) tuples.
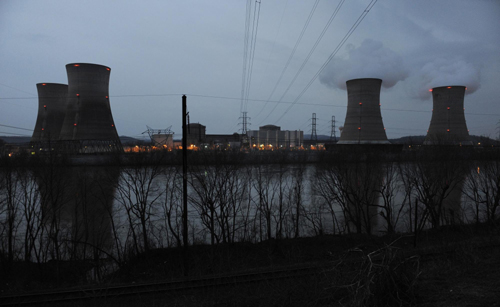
(161, 166), (183, 247)
(115, 162), (164, 253)
(463, 160), (500, 223)
(314, 160), (380, 234)
(189, 151), (250, 244)
(0, 164), (21, 264)
(411, 157), (468, 229)
(376, 162), (405, 234)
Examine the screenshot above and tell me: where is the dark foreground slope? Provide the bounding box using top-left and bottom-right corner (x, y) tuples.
(1, 223), (499, 306)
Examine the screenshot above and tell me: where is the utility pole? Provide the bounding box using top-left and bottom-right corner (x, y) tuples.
(330, 116), (336, 142)
(240, 111), (251, 134)
(311, 113), (317, 143)
(182, 95), (189, 276)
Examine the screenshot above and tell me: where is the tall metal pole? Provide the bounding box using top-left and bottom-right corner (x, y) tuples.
(182, 95), (189, 276)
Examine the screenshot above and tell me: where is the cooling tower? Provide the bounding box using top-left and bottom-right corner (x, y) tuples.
(424, 86), (472, 145)
(337, 78), (390, 144)
(31, 83), (68, 148)
(59, 63), (122, 153)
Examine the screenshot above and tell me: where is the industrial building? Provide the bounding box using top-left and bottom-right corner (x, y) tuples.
(185, 123), (206, 148)
(424, 86), (472, 145)
(337, 78), (390, 145)
(247, 125), (303, 149)
(58, 63), (122, 153)
(31, 83), (68, 150)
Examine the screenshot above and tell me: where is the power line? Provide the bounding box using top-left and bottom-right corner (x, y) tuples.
(274, 0), (378, 124)
(258, 0), (345, 124)
(0, 82), (36, 96)
(240, 0), (262, 114)
(255, 0), (321, 120)
(2, 93), (499, 117)
(0, 123), (33, 131)
(266, 0), (346, 124)
(0, 131), (31, 136)
(255, 0), (290, 92)
(240, 0), (252, 114)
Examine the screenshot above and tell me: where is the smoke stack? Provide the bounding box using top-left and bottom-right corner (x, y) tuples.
(337, 78), (390, 144)
(59, 63), (122, 153)
(31, 83), (68, 146)
(424, 86), (472, 145)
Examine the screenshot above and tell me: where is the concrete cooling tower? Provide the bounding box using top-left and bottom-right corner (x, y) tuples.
(424, 86), (472, 145)
(31, 83), (68, 149)
(338, 78), (390, 144)
(59, 63), (122, 153)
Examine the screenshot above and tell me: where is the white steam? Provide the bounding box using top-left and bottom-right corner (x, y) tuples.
(319, 39), (409, 90)
(414, 57), (481, 100)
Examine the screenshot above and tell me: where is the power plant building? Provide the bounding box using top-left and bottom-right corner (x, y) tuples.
(247, 125), (303, 149)
(31, 83), (68, 149)
(424, 86), (472, 145)
(59, 63), (122, 153)
(337, 78), (390, 144)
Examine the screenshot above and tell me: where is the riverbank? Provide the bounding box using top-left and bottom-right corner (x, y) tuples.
(1, 222), (499, 306)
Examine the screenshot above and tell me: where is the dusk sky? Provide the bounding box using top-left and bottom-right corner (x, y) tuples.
(1, 0), (499, 141)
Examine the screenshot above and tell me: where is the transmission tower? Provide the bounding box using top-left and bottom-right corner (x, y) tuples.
(330, 116), (337, 142)
(311, 113), (317, 142)
(239, 111), (251, 134)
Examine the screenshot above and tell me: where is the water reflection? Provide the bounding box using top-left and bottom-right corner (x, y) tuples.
(1, 159), (496, 263)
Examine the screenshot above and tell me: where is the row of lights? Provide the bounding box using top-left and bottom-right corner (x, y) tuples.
(428, 86), (468, 92)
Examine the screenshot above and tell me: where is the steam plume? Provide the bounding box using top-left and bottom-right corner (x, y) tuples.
(414, 57), (480, 100)
(319, 39), (408, 90)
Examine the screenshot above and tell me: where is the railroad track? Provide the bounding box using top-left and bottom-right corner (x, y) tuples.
(0, 264), (326, 306)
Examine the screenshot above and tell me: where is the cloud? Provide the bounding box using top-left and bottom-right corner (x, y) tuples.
(319, 39), (409, 90)
(412, 57), (481, 100)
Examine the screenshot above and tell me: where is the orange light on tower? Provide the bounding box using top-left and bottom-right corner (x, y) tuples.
(74, 64), (80, 67)
(429, 89), (433, 92)
(447, 86), (452, 89)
